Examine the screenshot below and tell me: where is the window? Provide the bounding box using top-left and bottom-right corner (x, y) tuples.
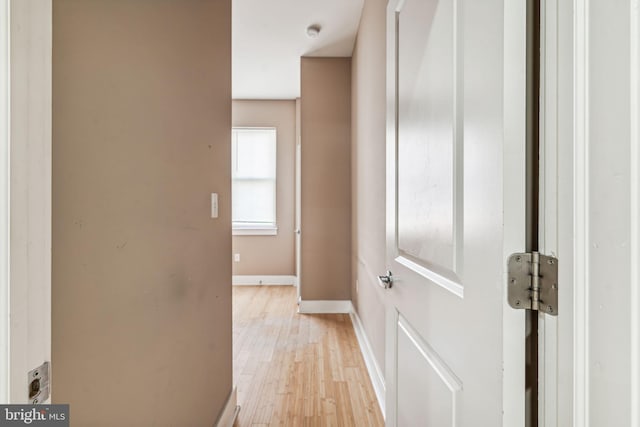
(232, 127), (277, 235)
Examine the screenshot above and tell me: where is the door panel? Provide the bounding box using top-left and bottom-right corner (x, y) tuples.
(397, 315), (461, 427)
(397, 0), (457, 273)
(385, 0), (527, 425)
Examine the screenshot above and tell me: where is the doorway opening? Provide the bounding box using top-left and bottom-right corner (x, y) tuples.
(525, 0), (541, 425)
(230, 104), (300, 290)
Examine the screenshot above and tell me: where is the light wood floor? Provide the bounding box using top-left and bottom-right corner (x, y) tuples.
(232, 286), (384, 427)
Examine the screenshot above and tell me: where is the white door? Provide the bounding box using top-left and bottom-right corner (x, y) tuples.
(384, 0), (527, 425)
(539, 0), (640, 425)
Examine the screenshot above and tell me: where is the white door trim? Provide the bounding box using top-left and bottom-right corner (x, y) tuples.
(502, 1), (528, 423)
(232, 275), (297, 286)
(7, 0), (52, 403)
(539, 0), (587, 423)
(297, 300), (352, 314)
(349, 308), (386, 418)
(630, 1), (639, 425)
(541, 0), (640, 424)
(572, 0), (590, 423)
(215, 387), (240, 427)
(295, 98), (302, 300)
(538, 0), (561, 424)
(0, 0), (10, 405)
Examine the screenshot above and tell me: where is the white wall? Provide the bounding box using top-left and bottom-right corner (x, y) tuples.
(8, 0), (52, 403)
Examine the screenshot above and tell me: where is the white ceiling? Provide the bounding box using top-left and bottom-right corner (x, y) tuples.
(232, 0), (365, 100)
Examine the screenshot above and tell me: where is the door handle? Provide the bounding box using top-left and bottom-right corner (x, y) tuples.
(377, 271), (393, 289)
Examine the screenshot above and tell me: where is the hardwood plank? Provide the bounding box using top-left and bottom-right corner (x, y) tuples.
(232, 286), (383, 426)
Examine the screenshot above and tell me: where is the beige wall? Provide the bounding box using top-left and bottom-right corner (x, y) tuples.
(351, 0), (387, 377)
(232, 100), (296, 276)
(300, 57), (352, 301)
(52, 1), (232, 425)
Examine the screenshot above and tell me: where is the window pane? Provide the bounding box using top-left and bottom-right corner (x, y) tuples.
(232, 180), (276, 223)
(231, 128), (277, 225)
(233, 128), (276, 179)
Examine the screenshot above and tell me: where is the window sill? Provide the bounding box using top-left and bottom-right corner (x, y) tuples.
(232, 225), (278, 236)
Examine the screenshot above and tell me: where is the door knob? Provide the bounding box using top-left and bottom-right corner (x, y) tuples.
(377, 271), (393, 289)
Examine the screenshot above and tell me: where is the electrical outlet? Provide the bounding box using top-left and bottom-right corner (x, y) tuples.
(234, 253), (240, 262)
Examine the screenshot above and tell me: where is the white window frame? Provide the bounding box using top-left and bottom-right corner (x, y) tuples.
(231, 127), (278, 236)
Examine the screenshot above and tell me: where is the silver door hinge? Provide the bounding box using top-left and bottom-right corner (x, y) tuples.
(508, 252), (558, 316)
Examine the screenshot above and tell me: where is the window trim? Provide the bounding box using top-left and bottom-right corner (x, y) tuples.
(232, 222), (279, 236)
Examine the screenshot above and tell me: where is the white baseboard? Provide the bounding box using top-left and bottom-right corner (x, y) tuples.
(298, 299), (352, 314)
(349, 306), (386, 419)
(232, 275), (297, 286)
(215, 386), (240, 427)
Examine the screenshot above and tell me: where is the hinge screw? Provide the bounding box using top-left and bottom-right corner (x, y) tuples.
(552, 283), (558, 290)
(547, 306), (553, 312)
(515, 300), (521, 306)
(510, 278), (516, 285)
(515, 256), (522, 262)
(548, 259), (555, 265)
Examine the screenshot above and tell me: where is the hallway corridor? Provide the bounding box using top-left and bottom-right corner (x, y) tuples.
(232, 286), (383, 426)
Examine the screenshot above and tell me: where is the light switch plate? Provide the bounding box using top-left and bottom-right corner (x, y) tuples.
(211, 193), (218, 218)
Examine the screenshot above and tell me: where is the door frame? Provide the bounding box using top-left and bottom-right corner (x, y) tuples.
(2, 0), (52, 404)
(295, 97), (302, 301)
(632, 2), (640, 425)
(537, 0), (567, 423)
(537, 0), (594, 424)
(0, 0), (9, 404)
(502, 0), (529, 424)
(538, 0), (640, 424)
